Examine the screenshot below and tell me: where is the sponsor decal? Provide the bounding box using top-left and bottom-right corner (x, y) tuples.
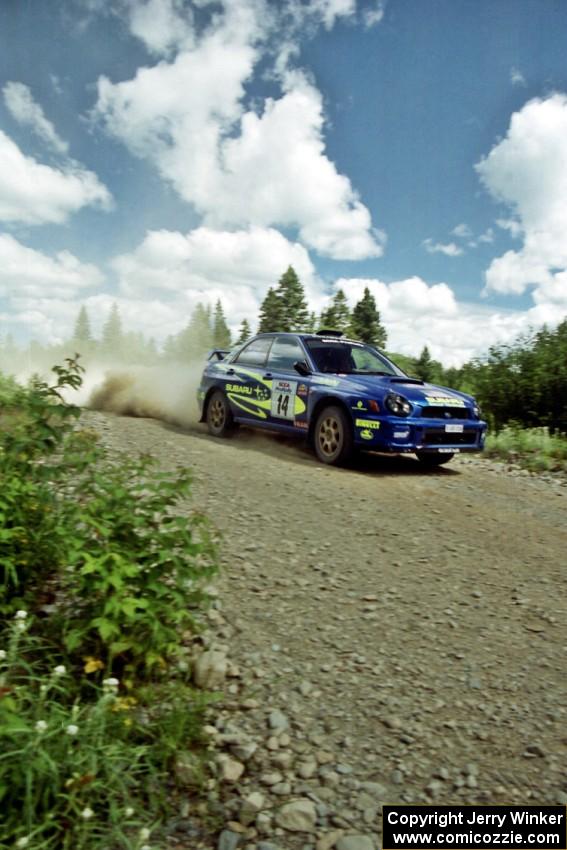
(445, 423), (464, 433)
(360, 429), (374, 440)
(438, 447), (459, 453)
(393, 430), (410, 439)
(316, 377), (340, 387)
(425, 395), (466, 407)
(355, 418), (380, 430)
(352, 400), (368, 411)
(297, 384), (308, 396)
(271, 379), (298, 420)
(226, 383), (252, 395)
(294, 419), (309, 430)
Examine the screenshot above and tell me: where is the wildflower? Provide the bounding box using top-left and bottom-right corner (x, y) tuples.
(16, 619), (27, 632)
(81, 807), (94, 820)
(16, 838), (30, 848)
(141, 846), (151, 850)
(66, 724), (79, 736)
(103, 677), (119, 688)
(139, 827), (151, 841)
(84, 656), (104, 674)
(125, 806), (135, 817)
(15, 610), (27, 620)
(0, 649), (6, 660)
(35, 720), (48, 733)
(53, 665), (66, 676)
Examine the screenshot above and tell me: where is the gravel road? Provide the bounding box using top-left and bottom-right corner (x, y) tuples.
(82, 410), (567, 850)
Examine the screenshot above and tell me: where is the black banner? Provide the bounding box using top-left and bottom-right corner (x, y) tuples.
(383, 805), (567, 850)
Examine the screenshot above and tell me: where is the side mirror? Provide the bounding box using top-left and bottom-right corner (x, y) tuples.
(293, 360), (311, 377)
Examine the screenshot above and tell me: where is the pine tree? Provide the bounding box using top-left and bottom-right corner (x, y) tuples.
(349, 287), (387, 347)
(258, 287), (284, 333)
(276, 266), (309, 331)
(175, 303), (214, 358)
(213, 299), (231, 348)
(72, 305), (92, 344)
(413, 345), (441, 383)
(101, 303), (123, 357)
(236, 318), (251, 345)
(305, 311), (317, 333)
(320, 288), (351, 334)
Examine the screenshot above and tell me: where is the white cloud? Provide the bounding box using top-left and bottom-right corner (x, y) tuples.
(331, 275), (564, 366)
(3, 82), (69, 154)
(0, 130), (112, 225)
(0, 234), (104, 300)
(94, 2), (381, 260)
(126, 0), (194, 55)
(362, 1), (385, 28)
(510, 67), (526, 87)
(423, 238), (463, 257)
(451, 223), (472, 240)
(496, 218), (522, 238)
(477, 94), (567, 304)
(112, 225), (324, 333)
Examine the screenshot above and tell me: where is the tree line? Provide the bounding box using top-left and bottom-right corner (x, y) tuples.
(1, 265), (566, 434)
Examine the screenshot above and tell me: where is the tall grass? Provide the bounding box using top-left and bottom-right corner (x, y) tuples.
(485, 425), (567, 473)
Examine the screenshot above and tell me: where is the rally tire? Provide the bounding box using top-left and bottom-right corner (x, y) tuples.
(313, 405), (353, 466)
(416, 451), (455, 467)
(206, 390), (235, 438)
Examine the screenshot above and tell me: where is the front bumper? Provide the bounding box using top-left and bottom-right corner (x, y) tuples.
(353, 416), (487, 453)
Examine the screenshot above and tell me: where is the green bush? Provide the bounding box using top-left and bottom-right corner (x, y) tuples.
(485, 425), (567, 472)
(0, 360), (219, 847)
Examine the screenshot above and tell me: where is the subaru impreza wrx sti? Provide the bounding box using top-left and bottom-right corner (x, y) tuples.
(197, 331), (487, 466)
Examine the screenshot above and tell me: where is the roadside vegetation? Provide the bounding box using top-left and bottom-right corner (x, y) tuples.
(484, 426), (567, 473)
(0, 360), (218, 849)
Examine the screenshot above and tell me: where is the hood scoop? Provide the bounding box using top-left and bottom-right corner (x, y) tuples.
(388, 377), (425, 385)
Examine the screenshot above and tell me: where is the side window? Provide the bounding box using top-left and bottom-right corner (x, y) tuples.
(267, 336), (306, 372)
(351, 348), (375, 370)
(234, 337), (273, 367)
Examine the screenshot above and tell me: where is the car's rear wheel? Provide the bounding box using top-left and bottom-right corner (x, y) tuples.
(313, 405), (353, 465)
(206, 390), (235, 437)
(416, 451), (454, 467)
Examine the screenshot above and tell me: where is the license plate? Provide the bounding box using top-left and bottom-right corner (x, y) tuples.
(445, 424), (464, 433)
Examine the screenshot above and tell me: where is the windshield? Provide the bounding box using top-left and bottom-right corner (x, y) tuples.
(304, 339), (406, 377)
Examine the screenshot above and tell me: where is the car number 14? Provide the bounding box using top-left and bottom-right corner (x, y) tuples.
(271, 379), (297, 420)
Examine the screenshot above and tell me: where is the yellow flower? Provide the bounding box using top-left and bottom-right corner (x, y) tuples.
(112, 696), (138, 712)
(83, 657), (104, 674)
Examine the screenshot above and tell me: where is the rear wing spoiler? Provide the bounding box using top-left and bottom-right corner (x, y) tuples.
(207, 348), (231, 361)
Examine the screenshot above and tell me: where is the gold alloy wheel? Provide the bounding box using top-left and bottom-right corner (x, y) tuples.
(317, 413), (343, 458)
(209, 397), (226, 431)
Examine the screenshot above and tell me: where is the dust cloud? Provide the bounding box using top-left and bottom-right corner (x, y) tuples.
(86, 364), (203, 428)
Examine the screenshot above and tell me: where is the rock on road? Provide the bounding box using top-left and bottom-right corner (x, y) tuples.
(84, 410), (567, 848)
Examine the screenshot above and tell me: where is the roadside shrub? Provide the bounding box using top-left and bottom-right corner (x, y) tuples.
(0, 361), (219, 848)
(0, 614), (212, 848)
(485, 425), (567, 472)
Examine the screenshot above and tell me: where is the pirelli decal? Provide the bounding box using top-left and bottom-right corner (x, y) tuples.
(355, 418), (380, 430)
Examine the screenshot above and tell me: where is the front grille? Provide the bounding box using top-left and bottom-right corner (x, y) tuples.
(421, 406), (470, 419)
(422, 429), (478, 445)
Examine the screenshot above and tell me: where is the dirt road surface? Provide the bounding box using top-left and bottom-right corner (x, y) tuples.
(83, 410), (567, 850)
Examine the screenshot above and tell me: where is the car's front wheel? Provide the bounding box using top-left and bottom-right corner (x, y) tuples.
(313, 405), (353, 465)
(206, 390), (235, 437)
(416, 451), (454, 467)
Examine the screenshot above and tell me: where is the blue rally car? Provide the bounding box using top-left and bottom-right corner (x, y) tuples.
(197, 331), (487, 467)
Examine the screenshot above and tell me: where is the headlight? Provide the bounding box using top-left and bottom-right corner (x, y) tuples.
(473, 405), (482, 419)
(385, 393), (412, 416)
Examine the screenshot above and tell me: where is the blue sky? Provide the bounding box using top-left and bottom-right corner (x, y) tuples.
(1, 0), (567, 365)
